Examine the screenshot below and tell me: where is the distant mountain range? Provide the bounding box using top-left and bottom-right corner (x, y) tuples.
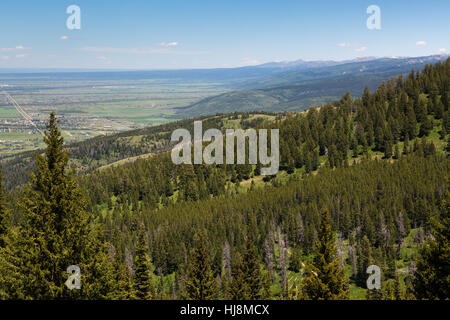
(176, 54), (449, 117)
(245, 56), (379, 70)
(2, 54), (447, 86)
(1, 54), (448, 118)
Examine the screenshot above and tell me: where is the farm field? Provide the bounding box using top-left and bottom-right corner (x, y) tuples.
(0, 74), (228, 156)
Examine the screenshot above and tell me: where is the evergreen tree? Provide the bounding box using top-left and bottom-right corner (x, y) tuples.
(262, 271), (272, 299)
(228, 254), (247, 300)
(228, 233), (263, 300)
(366, 287), (383, 300)
(419, 117), (433, 137)
(302, 209), (350, 300)
(109, 245), (133, 300)
(289, 246), (302, 272)
(0, 169), (9, 248)
(0, 113), (114, 299)
(356, 235), (373, 286)
(241, 233), (263, 299)
(133, 226), (153, 300)
(184, 231), (217, 300)
(384, 140), (393, 159)
(393, 144), (400, 159)
(412, 187), (450, 299)
(382, 276), (403, 300)
(394, 273), (403, 300)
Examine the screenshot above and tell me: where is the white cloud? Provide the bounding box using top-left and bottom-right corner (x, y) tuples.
(439, 48), (447, 53)
(1, 56), (9, 60)
(355, 46), (368, 52)
(0, 45), (31, 52)
(240, 57), (260, 66)
(158, 42), (178, 47)
(15, 54), (28, 59)
(337, 42), (351, 47)
(416, 41), (427, 46)
(60, 35), (69, 40)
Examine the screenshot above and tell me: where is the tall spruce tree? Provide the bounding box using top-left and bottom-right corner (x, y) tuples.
(0, 113), (115, 299)
(133, 225), (153, 300)
(0, 169), (11, 299)
(228, 254), (247, 299)
(108, 244), (133, 300)
(228, 233), (263, 300)
(302, 209), (350, 300)
(356, 235), (373, 286)
(184, 230), (217, 300)
(0, 169), (9, 248)
(412, 188), (450, 299)
(241, 233), (263, 299)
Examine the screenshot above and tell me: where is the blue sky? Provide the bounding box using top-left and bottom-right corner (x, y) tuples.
(0, 0), (449, 69)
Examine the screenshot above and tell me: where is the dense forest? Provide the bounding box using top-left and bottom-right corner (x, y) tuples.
(0, 59), (449, 300)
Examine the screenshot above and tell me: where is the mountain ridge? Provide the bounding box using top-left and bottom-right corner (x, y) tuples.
(177, 55), (449, 117)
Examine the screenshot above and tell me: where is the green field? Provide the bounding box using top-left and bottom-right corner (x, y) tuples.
(0, 78), (228, 155)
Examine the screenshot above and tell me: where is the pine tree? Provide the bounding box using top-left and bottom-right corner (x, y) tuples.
(356, 235), (373, 286)
(0, 169), (9, 248)
(382, 277), (403, 300)
(133, 226), (153, 300)
(262, 271), (272, 299)
(302, 209), (349, 300)
(228, 233), (263, 300)
(184, 230), (217, 300)
(242, 233), (263, 299)
(366, 287), (383, 300)
(384, 140), (393, 159)
(0, 113), (115, 299)
(108, 244), (133, 300)
(393, 144), (400, 159)
(228, 254), (248, 299)
(394, 273), (403, 300)
(0, 169), (12, 299)
(289, 245), (302, 272)
(412, 188), (450, 299)
(419, 117), (433, 137)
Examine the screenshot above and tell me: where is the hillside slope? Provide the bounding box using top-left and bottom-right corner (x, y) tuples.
(179, 55), (449, 117)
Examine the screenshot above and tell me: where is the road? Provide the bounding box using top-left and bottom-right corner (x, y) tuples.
(2, 90), (44, 136)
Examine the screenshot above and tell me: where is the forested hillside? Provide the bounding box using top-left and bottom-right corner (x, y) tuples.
(0, 59), (449, 300)
(178, 55), (449, 116)
(0, 112), (275, 190)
